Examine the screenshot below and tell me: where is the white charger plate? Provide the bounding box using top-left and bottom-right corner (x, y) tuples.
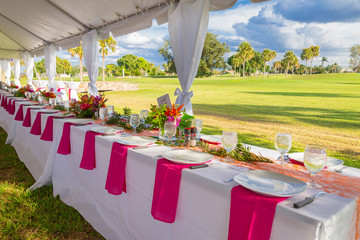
(162, 149), (213, 164)
(234, 169), (307, 197)
(90, 126), (124, 135)
(64, 118), (94, 125)
(51, 112), (75, 118)
(289, 152), (344, 168)
(38, 109), (59, 113)
(116, 136), (156, 146)
(200, 135), (222, 144)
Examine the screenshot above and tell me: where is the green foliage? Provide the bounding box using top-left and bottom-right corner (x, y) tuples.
(349, 44), (360, 72)
(117, 54), (152, 76)
(159, 32), (229, 77)
(199, 141), (272, 163)
(237, 41), (254, 77)
(14, 91), (25, 98)
(178, 113), (194, 131)
(54, 105), (66, 111)
(56, 56), (72, 75)
(123, 106), (132, 116)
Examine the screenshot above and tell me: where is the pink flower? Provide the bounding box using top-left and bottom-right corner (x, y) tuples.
(80, 103), (91, 110)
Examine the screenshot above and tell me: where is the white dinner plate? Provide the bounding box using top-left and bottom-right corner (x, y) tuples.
(234, 170), (307, 197)
(200, 135), (222, 144)
(90, 126), (124, 135)
(64, 118), (94, 125)
(116, 136), (156, 146)
(38, 109), (59, 113)
(289, 152), (344, 168)
(50, 112), (75, 118)
(162, 149), (214, 164)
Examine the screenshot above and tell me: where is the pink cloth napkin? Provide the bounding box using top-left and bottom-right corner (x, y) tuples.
(22, 107), (33, 127)
(228, 186), (289, 240)
(151, 158), (210, 223)
(15, 104), (25, 121)
(57, 121), (92, 155)
(200, 139), (222, 146)
(105, 142), (136, 195)
(79, 131), (103, 170)
(6, 98), (12, 112)
(40, 115), (73, 141)
(0, 96), (5, 108)
(9, 100), (16, 115)
(30, 111), (58, 135)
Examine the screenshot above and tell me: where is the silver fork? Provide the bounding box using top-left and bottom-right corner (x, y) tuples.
(334, 166), (347, 173)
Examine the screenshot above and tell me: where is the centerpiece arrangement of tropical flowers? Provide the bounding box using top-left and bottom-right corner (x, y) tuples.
(40, 90), (56, 100)
(147, 104), (194, 135)
(14, 85), (34, 98)
(69, 94), (107, 119)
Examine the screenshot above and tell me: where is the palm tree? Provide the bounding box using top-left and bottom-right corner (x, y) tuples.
(68, 42), (83, 82)
(237, 41), (254, 78)
(261, 49), (277, 78)
(309, 46), (320, 75)
(283, 51), (298, 77)
(273, 61), (281, 74)
(321, 57), (328, 67)
(300, 48), (312, 75)
(99, 36), (117, 81)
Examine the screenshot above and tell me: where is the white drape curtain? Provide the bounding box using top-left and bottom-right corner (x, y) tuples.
(1, 59), (12, 85)
(24, 52), (35, 88)
(13, 59), (21, 87)
(45, 44), (57, 91)
(169, 0), (210, 115)
(82, 30), (99, 96)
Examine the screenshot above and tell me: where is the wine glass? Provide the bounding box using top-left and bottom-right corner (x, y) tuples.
(222, 131), (238, 163)
(164, 121), (177, 143)
(64, 101), (70, 112)
(275, 133), (292, 165)
(304, 145), (327, 189)
(130, 114), (140, 134)
(192, 119), (203, 138)
(38, 95), (44, 105)
(107, 105), (114, 117)
(140, 110), (149, 119)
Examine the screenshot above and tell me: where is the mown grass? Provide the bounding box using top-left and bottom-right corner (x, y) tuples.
(0, 128), (104, 239)
(22, 73), (360, 168)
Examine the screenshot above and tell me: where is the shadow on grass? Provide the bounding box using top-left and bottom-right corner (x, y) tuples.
(243, 91), (360, 98)
(0, 128), (104, 239)
(193, 103), (360, 130)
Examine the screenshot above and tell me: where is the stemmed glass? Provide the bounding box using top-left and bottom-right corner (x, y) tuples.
(222, 131), (238, 163)
(275, 133), (292, 165)
(38, 95), (44, 105)
(164, 120), (177, 143)
(130, 114), (140, 134)
(140, 110), (149, 119)
(304, 145), (327, 189)
(191, 119), (203, 136)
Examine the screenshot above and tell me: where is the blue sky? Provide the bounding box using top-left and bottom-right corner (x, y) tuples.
(56, 0), (360, 69)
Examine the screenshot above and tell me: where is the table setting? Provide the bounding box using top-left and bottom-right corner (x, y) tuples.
(0, 87), (359, 240)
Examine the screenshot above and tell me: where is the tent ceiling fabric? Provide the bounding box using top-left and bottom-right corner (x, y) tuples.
(0, 0), (267, 59)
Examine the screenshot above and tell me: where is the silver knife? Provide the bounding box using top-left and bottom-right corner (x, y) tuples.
(293, 192), (326, 208)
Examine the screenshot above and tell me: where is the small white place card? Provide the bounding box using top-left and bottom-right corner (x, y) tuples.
(157, 93), (171, 108)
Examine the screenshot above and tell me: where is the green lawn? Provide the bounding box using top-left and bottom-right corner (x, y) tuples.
(0, 128), (104, 239)
(22, 73), (360, 167)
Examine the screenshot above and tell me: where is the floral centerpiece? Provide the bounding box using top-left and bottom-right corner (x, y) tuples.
(105, 107), (152, 132)
(40, 90), (56, 100)
(69, 94), (107, 119)
(14, 85), (34, 98)
(146, 104), (194, 138)
(7, 83), (18, 92)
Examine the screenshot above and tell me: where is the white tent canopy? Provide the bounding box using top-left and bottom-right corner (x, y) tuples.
(0, 0), (267, 111)
(0, 0), (264, 58)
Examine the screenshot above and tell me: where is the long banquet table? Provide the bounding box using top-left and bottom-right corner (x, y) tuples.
(0, 90), (359, 240)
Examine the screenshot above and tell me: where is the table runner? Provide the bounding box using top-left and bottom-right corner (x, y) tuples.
(151, 158), (211, 223)
(79, 131), (103, 170)
(228, 186), (289, 240)
(105, 142), (136, 195)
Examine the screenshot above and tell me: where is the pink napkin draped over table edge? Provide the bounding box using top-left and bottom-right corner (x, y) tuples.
(228, 186), (289, 240)
(22, 107), (46, 127)
(105, 142), (136, 195)
(40, 115), (74, 141)
(151, 158), (211, 224)
(15, 104), (25, 121)
(57, 122), (92, 155)
(79, 131), (104, 170)
(30, 111), (59, 136)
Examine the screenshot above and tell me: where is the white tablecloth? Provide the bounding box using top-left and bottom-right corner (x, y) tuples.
(0, 90), (359, 240)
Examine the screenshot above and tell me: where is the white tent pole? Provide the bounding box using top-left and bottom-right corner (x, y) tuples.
(169, 0), (210, 115)
(82, 30), (99, 97)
